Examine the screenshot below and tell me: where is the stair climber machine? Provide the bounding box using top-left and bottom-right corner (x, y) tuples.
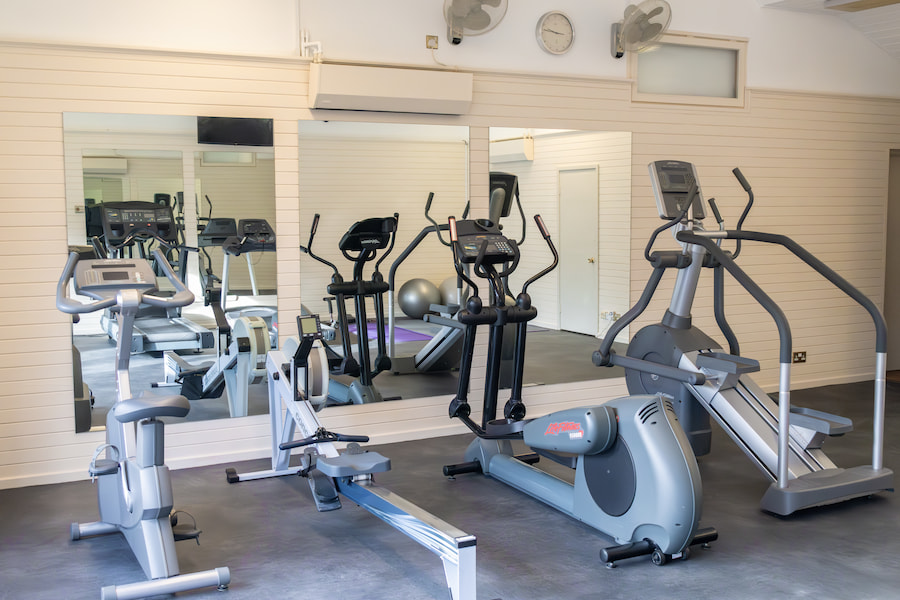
(57, 246), (230, 600)
(300, 213), (398, 405)
(594, 160), (894, 516)
(442, 213), (717, 567)
(224, 314), (477, 600)
(96, 201), (214, 354)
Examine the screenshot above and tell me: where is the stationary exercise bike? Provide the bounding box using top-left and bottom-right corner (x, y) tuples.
(442, 213), (716, 566)
(57, 239), (230, 599)
(594, 160), (893, 515)
(301, 213), (398, 404)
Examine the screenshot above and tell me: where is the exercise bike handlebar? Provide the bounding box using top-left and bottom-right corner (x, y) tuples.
(56, 249), (195, 315)
(56, 253), (117, 314)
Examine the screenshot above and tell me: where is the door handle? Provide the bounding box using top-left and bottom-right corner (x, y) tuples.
(587, 257), (595, 264)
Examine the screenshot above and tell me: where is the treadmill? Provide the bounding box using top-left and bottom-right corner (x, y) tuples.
(98, 201), (215, 353)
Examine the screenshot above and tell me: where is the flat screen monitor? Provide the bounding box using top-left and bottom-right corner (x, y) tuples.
(197, 117), (274, 147)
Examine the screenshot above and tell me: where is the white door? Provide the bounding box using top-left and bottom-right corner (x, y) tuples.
(559, 167), (599, 335)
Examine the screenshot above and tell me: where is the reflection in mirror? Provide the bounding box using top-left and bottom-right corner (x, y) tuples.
(63, 113), (276, 432)
(297, 121), (469, 403)
(489, 128), (632, 387)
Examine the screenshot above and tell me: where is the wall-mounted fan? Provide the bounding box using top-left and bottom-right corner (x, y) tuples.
(611, 0), (672, 59)
(443, 0), (508, 45)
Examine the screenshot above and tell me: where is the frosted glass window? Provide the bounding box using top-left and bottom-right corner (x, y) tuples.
(636, 44), (738, 98)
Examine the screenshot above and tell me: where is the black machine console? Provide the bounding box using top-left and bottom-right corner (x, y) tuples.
(648, 160), (706, 220)
(223, 218), (276, 255)
(198, 218), (238, 248)
(339, 217), (397, 252)
(100, 201), (178, 247)
(451, 219), (517, 265)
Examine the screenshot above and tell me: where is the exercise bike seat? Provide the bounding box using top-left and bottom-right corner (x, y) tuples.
(113, 392), (191, 423)
(316, 451), (391, 478)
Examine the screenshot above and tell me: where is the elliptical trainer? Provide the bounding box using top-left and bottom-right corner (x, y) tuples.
(442, 212), (716, 566)
(57, 240), (230, 599)
(594, 160), (893, 515)
(301, 213), (398, 404)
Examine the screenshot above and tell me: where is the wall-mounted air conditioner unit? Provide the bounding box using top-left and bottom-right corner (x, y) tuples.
(490, 137), (535, 163)
(309, 62), (473, 115)
(82, 157), (128, 174)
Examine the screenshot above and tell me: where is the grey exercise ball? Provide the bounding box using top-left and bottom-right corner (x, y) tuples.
(398, 278), (442, 319)
(439, 276), (467, 308)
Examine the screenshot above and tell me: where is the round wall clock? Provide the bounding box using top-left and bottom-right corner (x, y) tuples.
(536, 11), (575, 55)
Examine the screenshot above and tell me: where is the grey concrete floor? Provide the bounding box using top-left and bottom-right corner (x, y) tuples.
(1, 379), (897, 599)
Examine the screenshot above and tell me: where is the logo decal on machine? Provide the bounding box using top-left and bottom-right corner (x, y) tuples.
(545, 421), (584, 439)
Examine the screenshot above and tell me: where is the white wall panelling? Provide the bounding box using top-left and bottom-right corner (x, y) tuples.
(0, 41), (898, 489)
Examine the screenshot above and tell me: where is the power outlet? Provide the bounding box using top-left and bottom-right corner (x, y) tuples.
(601, 311), (621, 321)
(426, 35), (439, 49)
(792, 351), (807, 364)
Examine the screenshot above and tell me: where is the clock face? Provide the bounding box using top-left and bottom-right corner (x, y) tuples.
(537, 11), (574, 55)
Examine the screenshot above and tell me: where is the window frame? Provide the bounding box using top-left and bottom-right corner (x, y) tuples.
(628, 31), (748, 108)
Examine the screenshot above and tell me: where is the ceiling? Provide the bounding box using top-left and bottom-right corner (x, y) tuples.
(761, 0), (900, 61)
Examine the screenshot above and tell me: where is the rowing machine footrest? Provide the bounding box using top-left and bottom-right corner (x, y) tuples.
(308, 470), (342, 511)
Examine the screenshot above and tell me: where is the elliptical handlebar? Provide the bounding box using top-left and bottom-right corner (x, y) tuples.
(521, 215), (558, 296)
(300, 213), (341, 277)
(447, 217), (481, 304)
(374, 212), (400, 273)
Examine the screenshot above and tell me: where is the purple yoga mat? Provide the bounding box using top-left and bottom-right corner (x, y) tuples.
(348, 323), (431, 343)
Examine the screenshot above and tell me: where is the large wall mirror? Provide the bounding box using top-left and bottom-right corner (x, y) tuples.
(293, 122), (630, 406)
(490, 127), (632, 386)
(63, 113), (276, 432)
(297, 120), (470, 402)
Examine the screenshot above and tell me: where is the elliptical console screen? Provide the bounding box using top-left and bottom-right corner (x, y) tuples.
(649, 160), (706, 220)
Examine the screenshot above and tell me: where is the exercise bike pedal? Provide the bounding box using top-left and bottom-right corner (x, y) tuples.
(88, 459), (118, 478)
(170, 511), (203, 544)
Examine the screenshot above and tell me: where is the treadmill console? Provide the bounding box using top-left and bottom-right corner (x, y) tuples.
(100, 201), (178, 247)
(74, 258), (159, 299)
(648, 160), (706, 220)
(198, 218), (238, 248)
(223, 218), (276, 255)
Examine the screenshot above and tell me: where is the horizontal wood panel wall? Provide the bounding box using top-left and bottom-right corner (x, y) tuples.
(493, 130), (632, 336)
(1, 42), (898, 488)
(297, 136), (467, 319)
